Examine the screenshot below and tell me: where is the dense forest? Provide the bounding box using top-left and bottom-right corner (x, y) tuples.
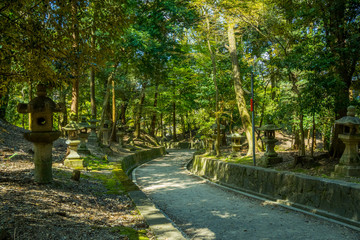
(1, 0), (359, 158)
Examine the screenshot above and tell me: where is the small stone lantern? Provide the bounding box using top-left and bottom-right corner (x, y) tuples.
(101, 120), (111, 146)
(205, 134), (215, 154)
(63, 114), (84, 169)
(116, 121), (125, 148)
(257, 124), (282, 167)
(17, 84), (64, 183)
(229, 133), (244, 153)
(88, 118), (99, 144)
(211, 122), (225, 146)
(333, 106), (360, 177)
(78, 116), (91, 155)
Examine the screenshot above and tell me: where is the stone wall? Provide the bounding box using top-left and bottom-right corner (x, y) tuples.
(189, 155), (360, 227)
(114, 147), (166, 175)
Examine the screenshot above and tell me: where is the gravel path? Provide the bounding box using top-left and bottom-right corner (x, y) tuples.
(134, 150), (360, 240)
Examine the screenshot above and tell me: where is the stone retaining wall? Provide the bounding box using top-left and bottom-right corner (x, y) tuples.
(113, 147), (166, 175)
(189, 155), (360, 227)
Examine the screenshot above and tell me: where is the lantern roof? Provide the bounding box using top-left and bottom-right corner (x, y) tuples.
(228, 133), (242, 138)
(211, 123), (225, 130)
(78, 116), (90, 128)
(335, 106), (360, 126)
(258, 124), (281, 131)
(64, 114), (84, 131)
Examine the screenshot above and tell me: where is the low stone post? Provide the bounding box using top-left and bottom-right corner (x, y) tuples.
(78, 116), (91, 155)
(64, 114), (84, 169)
(333, 106), (360, 177)
(17, 84), (63, 183)
(257, 124), (282, 167)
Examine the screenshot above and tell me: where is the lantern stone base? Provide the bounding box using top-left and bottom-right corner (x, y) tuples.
(333, 164), (360, 177)
(257, 156), (282, 168)
(65, 140), (84, 169)
(64, 159), (84, 169)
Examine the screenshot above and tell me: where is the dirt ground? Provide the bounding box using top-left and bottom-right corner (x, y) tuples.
(0, 119), (154, 240)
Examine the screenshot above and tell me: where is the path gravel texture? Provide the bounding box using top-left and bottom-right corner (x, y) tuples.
(133, 150), (360, 240)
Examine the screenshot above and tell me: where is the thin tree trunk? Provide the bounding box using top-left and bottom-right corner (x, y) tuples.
(28, 80), (32, 129)
(70, 0), (80, 120)
(206, 13), (220, 156)
(172, 101), (177, 141)
(228, 22), (256, 156)
(98, 62), (119, 137)
(110, 78), (117, 142)
(299, 113), (306, 156)
(311, 113), (316, 157)
(150, 84), (159, 137)
(120, 102), (128, 125)
(135, 84), (146, 139)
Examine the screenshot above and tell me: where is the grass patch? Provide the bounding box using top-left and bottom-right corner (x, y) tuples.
(111, 226), (149, 240)
(82, 155), (139, 193)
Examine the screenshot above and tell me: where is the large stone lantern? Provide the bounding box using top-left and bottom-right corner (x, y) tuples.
(333, 106), (360, 177)
(258, 124), (282, 167)
(77, 116), (91, 155)
(63, 114), (84, 169)
(17, 84), (64, 183)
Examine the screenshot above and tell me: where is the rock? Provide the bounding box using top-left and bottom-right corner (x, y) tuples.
(71, 170), (81, 181)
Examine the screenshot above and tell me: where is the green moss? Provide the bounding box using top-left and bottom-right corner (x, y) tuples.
(222, 155), (260, 165)
(111, 226), (149, 240)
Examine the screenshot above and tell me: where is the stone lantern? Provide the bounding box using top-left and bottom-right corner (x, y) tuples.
(229, 133), (244, 153)
(205, 134), (215, 154)
(101, 120), (111, 146)
(77, 116), (91, 155)
(116, 121), (125, 148)
(211, 122), (225, 146)
(63, 114), (84, 169)
(257, 124), (282, 167)
(88, 118), (99, 144)
(17, 84), (64, 183)
(333, 106), (360, 177)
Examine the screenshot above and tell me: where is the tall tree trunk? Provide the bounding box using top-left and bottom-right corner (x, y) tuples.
(90, 3), (97, 120)
(135, 84), (146, 139)
(70, 0), (80, 120)
(120, 102), (128, 125)
(172, 101), (177, 141)
(90, 67), (96, 119)
(299, 113), (306, 156)
(149, 84), (158, 137)
(181, 114), (186, 140)
(206, 13), (220, 156)
(228, 22), (256, 156)
(28, 80), (32, 129)
(110, 78), (117, 142)
(160, 112), (164, 138)
(98, 62), (119, 137)
(311, 113), (316, 157)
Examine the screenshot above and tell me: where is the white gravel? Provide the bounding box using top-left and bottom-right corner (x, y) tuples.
(133, 150), (360, 240)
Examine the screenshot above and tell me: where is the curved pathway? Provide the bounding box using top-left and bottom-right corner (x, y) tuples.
(133, 150), (360, 240)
